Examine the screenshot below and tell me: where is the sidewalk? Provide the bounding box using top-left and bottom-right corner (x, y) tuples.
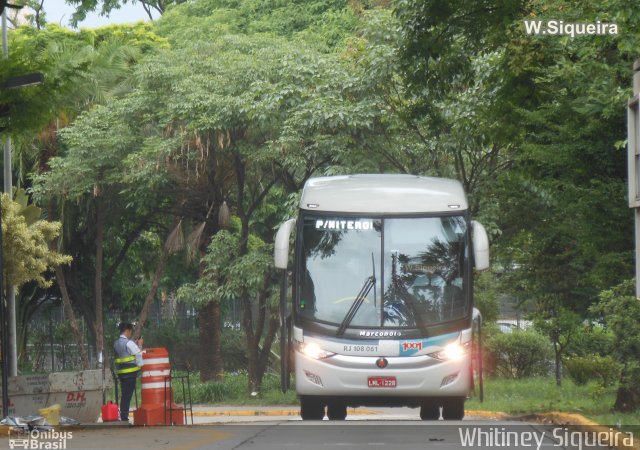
(0, 405), (516, 432)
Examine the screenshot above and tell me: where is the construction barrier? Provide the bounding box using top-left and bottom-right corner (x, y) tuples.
(133, 347), (184, 426)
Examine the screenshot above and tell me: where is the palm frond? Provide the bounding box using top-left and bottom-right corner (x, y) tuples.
(186, 221), (207, 262)
(165, 219), (184, 253)
(218, 200), (230, 229)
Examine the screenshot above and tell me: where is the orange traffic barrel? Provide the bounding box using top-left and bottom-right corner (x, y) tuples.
(133, 347), (184, 425)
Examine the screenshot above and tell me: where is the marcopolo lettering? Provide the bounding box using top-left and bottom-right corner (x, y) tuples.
(359, 330), (402, 337)
(315, 219), (374, 231)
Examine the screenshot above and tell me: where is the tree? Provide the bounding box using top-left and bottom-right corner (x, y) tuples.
(64, 0), (178, 26)
(23, 24), (170, 362)
(73, 0), (403, 388)
(177, 221), (277, 386)
(35, 103), (130, 355)
(3, 0), (47, 29)
(395, 0), (637, 319)
(5, 188), (89, 368)
(533, 302), (581, 386)
(0, 192), (71, 291)
(591, 280), (640, 412)
(31, 0), (452, 386)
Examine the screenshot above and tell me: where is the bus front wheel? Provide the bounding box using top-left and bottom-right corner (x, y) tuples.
(419, 403), (440, 420)
(300, 398), (325, 420)
(327, 403), (347, 420)
(441, 398), (465, 420)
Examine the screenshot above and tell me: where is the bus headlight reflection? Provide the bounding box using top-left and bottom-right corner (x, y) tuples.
(297, 342), (336, 360)
(428, 342), (469, 361)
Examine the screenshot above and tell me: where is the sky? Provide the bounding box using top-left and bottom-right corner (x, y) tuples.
(45, 0), (157, 28)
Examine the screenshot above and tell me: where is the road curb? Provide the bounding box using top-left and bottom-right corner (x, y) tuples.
(190, 408), (511, 419)
(191, 408), (381, 417)
(507, 411), (640, 450)
(465, 410), (510, 420)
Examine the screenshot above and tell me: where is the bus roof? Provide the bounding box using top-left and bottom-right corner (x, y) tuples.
(300, 174), (468, 214)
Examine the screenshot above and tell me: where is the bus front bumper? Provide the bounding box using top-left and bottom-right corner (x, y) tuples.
(294, 350), (472, 399)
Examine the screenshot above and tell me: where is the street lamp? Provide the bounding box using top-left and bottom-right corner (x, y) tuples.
(0, 72), (44, 419)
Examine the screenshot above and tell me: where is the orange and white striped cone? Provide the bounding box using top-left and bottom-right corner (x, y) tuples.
(133, 347), (184, 425)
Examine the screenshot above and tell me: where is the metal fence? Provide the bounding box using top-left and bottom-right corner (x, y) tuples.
(19, 294), (242, 374)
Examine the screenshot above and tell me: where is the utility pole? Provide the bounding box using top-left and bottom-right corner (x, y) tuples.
(0, 6), (41, 415)
(1, 6), (8, 418)
(628, 60), (640, 297)
(0, 146), (6, 418)
(1, 7), (17, 378)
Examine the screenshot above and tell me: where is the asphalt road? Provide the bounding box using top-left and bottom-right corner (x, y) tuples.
(2, 413), (620, 450)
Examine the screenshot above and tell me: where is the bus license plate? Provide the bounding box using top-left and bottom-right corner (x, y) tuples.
(368, 376), (397, 388)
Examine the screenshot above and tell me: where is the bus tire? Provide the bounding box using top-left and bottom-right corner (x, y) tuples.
(420, 403), (440, 420)
(300, 398), (325, 420)
(327, 403), (347, 420)
(441, 398), (465, 420)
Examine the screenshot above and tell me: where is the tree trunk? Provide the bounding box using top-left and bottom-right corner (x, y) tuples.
(241, 276), (280, 393)
(66, 265), (96, 352)
(198, 300), (224, 382)
(211, 301), (223, 378)
(256, 313), (279, 382)
(238, 227), (262, 392)
(232, 151), (282, 393)
(195, 211), (224, 382)
(614, 386), (640, 412)
(132, 244), (170, 340)
(233, 153), (259, 393)
(554, 341), (562, 387)
(47, 200), (89, 369)
(241, 287), (259, 393)
(94, 196), (105, 365)
(56, 266), (90, 369)
(255, 272), (279, 388)
(614, 366), (640, 412)
(7, 282), (17, 376)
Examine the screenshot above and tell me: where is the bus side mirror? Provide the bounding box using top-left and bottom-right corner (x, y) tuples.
(274, 218), (296, 269)
(471, 220), (490, 271)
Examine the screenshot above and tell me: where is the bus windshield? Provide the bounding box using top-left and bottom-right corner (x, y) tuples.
(297, 214), (469, 330)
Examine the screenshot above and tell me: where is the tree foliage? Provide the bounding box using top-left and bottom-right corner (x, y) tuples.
(395, 0), (636, 316)
(485, 328), (553, 378)
(591, 280), (640, 412)
(1, 193), (71, 289)
(178, 220), (274, 308)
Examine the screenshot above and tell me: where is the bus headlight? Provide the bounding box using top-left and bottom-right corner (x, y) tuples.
(428, 342), (470, 361)
(296, 342), (336, 360)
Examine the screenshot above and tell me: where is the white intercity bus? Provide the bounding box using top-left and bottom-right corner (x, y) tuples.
(274, 174), (489, 420)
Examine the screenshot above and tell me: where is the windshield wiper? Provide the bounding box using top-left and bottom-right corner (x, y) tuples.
(337, 253), (376, 336)
(372, 253), (377, 308)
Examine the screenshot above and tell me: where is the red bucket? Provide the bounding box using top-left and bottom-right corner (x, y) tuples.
(101, 401), (120, 422)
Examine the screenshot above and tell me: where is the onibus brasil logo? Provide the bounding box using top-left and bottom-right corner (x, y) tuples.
(9, 429), (73, 449)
